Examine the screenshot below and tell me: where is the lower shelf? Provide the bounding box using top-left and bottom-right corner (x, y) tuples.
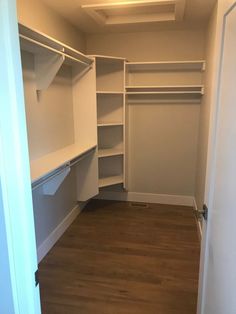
(98, 148), (123, 158)
(30, 143), (97, 183)
(99, 175), (123, 188)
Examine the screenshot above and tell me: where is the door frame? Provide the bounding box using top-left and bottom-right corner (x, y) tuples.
(0, 0), (41, 313)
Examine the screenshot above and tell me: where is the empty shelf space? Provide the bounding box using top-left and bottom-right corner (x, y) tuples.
(126, 85), (204, 94)
(98, 148), (124, 158)
(99, 175), (123, 188)
(97, 122), (123, 127)
(30, 143), (97, 183)
(126, 60), (206, 72)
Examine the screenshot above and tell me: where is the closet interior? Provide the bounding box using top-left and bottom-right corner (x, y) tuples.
(17, 0), (215, 266)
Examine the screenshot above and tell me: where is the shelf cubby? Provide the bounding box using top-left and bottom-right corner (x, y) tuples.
(95, 55), (124, 92)
(97, 93), (124, 125)
(99, 175), (123, 188)
(98, 155), (123, 188)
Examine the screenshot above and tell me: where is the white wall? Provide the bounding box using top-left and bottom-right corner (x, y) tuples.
(17, 0), (86, 51)
(87, 29), (205, 198)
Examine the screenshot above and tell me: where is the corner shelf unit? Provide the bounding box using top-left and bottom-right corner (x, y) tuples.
(93, 55), (126, 189)
(125, 60), (206, 103)
(19, 24), (98, 201)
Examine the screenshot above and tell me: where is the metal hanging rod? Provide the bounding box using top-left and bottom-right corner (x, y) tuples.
(20, 34), (90, 67)
(32, 148), (95, 191)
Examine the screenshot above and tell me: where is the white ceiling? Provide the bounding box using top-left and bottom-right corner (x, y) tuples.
(42, 0), (217, 33)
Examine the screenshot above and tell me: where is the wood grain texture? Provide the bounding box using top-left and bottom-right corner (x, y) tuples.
(39, 200), (200, 314)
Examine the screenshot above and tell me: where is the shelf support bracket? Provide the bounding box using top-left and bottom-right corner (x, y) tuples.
(42, 166), (70, 195)
(35, 52), (65, 91)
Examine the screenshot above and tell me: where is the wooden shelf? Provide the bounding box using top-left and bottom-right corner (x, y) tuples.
(30, 143), (97, 183)
(126, 85), (204, 95)
(97, 122), (123, 127)
(99, 175), (123, 188)
(98, 148), (124, 158)
(126, 60), (206, 72)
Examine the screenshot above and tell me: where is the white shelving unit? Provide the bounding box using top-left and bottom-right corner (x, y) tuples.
(93, 55), (126, 189)
(19, 24), (98, 201)
(19, 24), (93, 91)
(125, 60), (206, 103)
(126, 60), (206, 72)
(126, 85), (204, 94)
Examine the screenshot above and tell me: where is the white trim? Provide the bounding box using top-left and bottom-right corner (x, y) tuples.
(95, 191), (194, 207)
(193, 198), (203, 240)
(37, 203), (85, 263)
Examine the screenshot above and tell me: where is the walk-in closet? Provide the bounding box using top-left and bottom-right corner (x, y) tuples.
(11, 0), (227, 312)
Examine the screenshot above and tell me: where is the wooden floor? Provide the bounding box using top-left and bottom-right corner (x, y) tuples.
(39, 200), (200, 314)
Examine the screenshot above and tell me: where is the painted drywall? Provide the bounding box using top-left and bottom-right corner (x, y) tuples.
(195, 6), (218, 211)
(21, 50), (78, 250)
(87, 29), (205, 197)
(32, 170), (77, 248)
(17, 0), (86, 51)
(86, 29), (205, 61)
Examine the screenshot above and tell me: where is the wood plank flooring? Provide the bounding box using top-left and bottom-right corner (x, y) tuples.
(39, 200), (200, 314)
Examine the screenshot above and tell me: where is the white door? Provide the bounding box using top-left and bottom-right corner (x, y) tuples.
(0, 0), (41, 313)
(198, 3), (236, 313)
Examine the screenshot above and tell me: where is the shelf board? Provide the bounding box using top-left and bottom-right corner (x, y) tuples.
(30, 143), (97, 183)
(90, 54), (126, 62)
(99, 175), (123, 188)
(97, 122), (123, 127)
(19, 23), (93, 67)
(126, 60), (206, 72)
(97, 91), (124, 95)
(126, 85), (204, 96)
(98, 148), (124, 158)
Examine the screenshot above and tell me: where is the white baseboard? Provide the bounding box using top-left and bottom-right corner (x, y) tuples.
(37, 202), (85, 263)
(95, 191), (194, 207)
(193, 198), (202, 240)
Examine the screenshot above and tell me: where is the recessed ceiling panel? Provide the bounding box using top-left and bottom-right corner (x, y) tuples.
(82, 0), (186, 26)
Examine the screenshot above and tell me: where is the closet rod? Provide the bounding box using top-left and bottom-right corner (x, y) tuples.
(32, 148), (95, 190)
(20, 34), (89, 67)
(32, 164), (69, 191)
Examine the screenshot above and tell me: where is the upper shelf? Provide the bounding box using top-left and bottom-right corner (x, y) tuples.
(19, 24), (93, 66)
(90, 54), (126, 64)
(19, 24), (94, 90)
(126, 60), (206, 72)
(126, 85), (204, 95)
